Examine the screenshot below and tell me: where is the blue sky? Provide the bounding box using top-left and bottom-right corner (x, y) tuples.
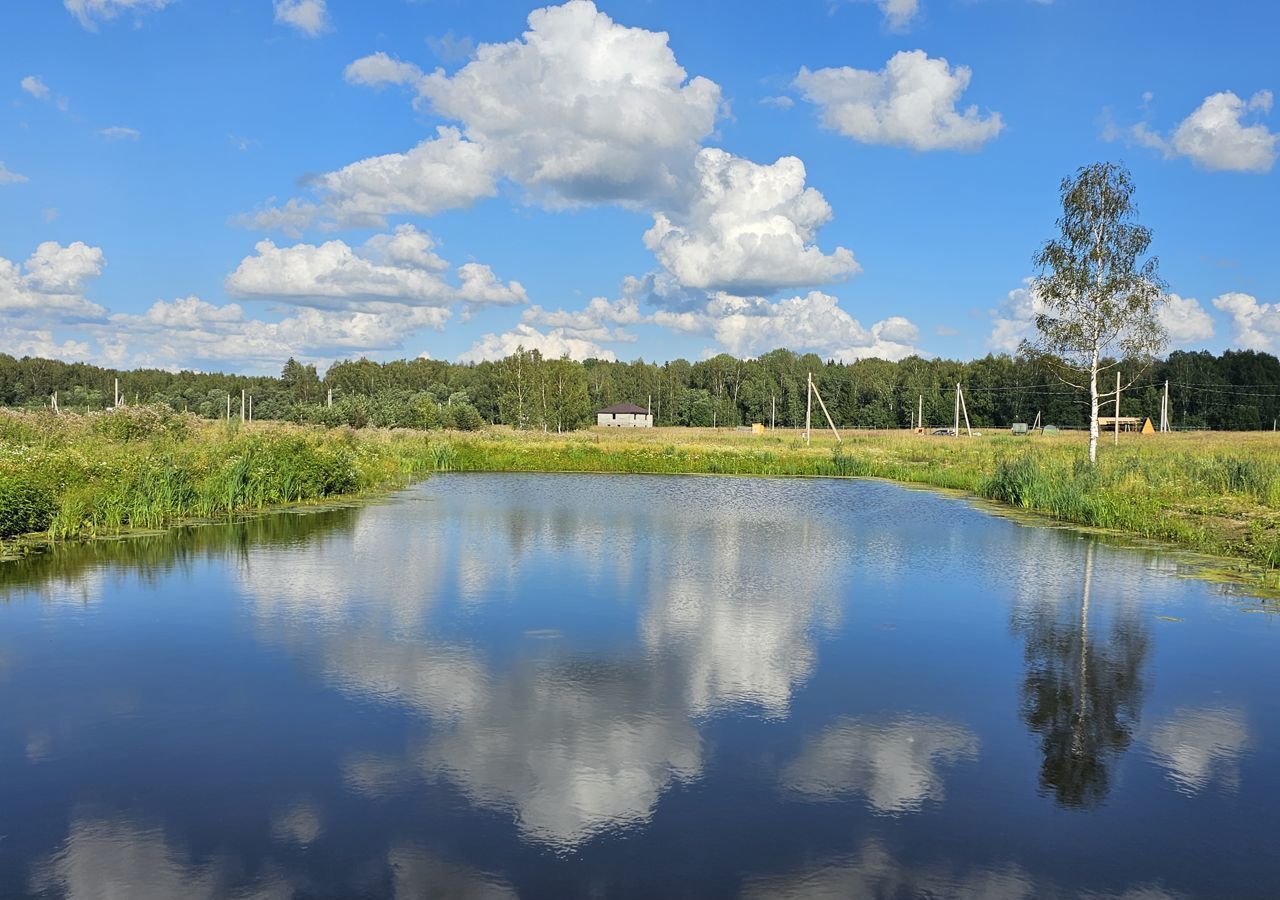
(2, 0), (1277, 373)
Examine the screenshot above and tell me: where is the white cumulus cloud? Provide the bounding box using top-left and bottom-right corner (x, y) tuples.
(1212, 291), (1280, 350)
(0, 242), (108, 361)
(274, 0), (329, 38)
(795, 50), (1003, 151)
(461, 295), (643, 363)
(343, 51), (425, 90)
(99, 296), (451, 370)
(251, 127), (498, 230)
(993, 281), (1214, 352)
(644, 148), (859, 295)
(988, 278), (1044, 353)
(1158, 293), (1215, 345)
(652, 291), (920, 361)
(415, 0), (722, 208)
(225, 225), (526, 310)
(1106, 90), (1277, 173)
(262, 1), (722, 228)
(1173, 91), (1277, 173)
(1, 242), (107, 323)
(459, 323), (619, 363)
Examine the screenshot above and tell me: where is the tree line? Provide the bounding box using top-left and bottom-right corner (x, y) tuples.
(2, 347), (1279, 432)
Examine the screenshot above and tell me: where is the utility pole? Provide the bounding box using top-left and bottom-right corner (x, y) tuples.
(327, 387), (333, 408)
(248, 395), (253, 422)
(113, 378), (119, 408)
(918, 395), (923, 433)
(804, 372), (813, 446)
(1114, 371), (1121, 446)
(240, 388), (246, 423)
(1160, 380), (1169, 433)
(813, 378), (842, 443)
(226, 393), (231, 421)
(954, 383), (960, 438)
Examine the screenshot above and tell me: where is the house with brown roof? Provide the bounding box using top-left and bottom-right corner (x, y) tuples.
(596, 402), (653, 428)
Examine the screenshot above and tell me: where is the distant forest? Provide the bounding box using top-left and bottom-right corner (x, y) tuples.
(3, 348), (1279, 432)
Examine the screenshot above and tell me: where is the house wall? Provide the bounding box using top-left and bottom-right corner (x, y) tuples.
(597, 412), (653, 428)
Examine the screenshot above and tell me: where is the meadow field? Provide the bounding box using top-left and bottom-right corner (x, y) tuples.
(4, 407), (1280, 583)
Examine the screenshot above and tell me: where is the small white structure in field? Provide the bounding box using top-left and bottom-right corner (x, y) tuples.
(597, 402), (653, 428)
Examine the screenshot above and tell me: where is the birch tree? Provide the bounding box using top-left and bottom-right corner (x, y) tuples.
(1023, 162), (1166, 464)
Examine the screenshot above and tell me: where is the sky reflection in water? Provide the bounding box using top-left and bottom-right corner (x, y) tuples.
(1, 474), (1278, 898)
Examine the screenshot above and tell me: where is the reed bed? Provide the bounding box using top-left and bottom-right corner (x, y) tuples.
(0, 407), (436, 542)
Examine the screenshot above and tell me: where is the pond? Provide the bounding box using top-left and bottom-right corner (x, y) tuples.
(1, 474), (1277, 898)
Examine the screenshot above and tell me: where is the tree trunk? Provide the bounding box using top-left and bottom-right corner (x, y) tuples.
(1088, 353), (1099, 465)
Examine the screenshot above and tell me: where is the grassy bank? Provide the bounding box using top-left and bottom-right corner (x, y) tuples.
(432, 427), (1280, 575)
(0, 407), (436, 545)
(6, 409), (1280, 583)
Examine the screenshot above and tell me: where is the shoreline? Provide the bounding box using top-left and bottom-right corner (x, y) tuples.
(4, 415), (1280, 598)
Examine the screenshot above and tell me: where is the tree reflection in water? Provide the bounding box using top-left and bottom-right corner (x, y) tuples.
(1016, 542), (1150, 808)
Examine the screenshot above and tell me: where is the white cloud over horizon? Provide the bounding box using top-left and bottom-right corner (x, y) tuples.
(1212, 291), (1280, 350)
(991, 281), (1217, 352)
(461, 285), (921, 364)
(225, 225), (527, 310)
(1159, 293), (1215, 345)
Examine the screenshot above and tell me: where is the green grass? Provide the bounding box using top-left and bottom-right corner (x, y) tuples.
(7, 410), (1280, 585)
(0, 407), (438, 544)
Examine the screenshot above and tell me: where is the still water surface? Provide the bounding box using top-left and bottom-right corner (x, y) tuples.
(1, 474), (1278, 898)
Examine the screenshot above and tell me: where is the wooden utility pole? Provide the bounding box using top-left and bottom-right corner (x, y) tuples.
(954, 383), (961, 438)
(804, 371), (813, 446)
(1161, 380), (1169, 432)
(811, 377), (842, 443)
(1114, 371), (1121, 446)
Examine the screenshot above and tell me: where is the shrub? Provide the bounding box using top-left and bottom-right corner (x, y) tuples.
(0, 474), (56, 537)
(444, 402), (485, 431)
(90, 405), (194, 442)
